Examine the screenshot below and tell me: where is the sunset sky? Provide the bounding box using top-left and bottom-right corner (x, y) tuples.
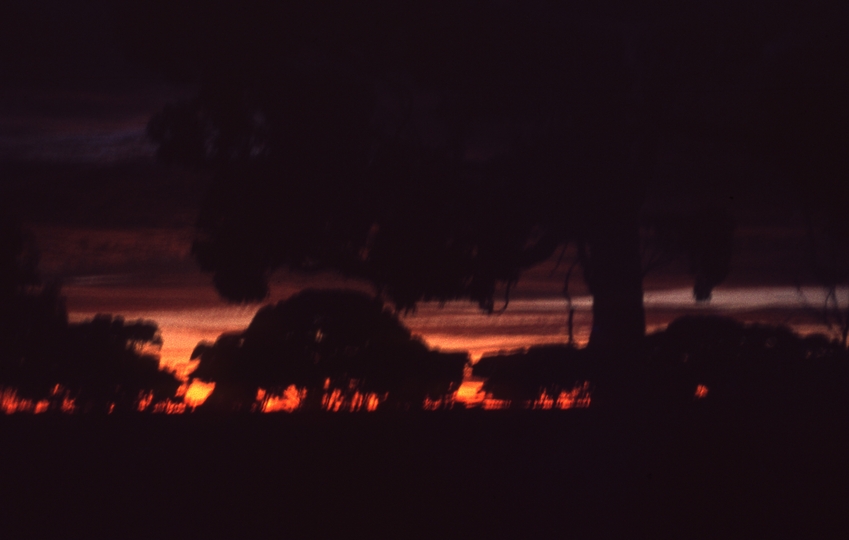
(0, 1), (839, 393)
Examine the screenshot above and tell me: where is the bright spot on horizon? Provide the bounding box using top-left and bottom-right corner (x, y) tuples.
(183, 381), (215, 408)
(456, 379), (485, 406)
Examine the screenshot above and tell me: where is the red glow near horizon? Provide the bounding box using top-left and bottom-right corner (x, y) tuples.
(9, 280), (835, 414)
(1, 389), (46, 414)
(183, 380), (215, 408)
(63, 285), (844, 397)
(260, 386), (304, 412)
(1, 379), (591, 414)
(476, 381), (592, 410)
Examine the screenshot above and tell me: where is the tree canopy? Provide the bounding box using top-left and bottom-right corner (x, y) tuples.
(0, 217), (180, 412)
(62, 315), (179, 413)
(190, 289), (467, 411)
(120, 1), (849, 355)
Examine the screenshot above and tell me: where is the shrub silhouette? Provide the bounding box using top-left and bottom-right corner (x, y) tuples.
(0, 217), (180, 412)
(646, 315), (848, 411)
(470, 317), (848, 412)
(62, 315), (180, 413)
(190, 289), (467, 411)
(473, 345), (593, 407)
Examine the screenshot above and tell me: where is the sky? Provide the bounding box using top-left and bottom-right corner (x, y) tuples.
(0, 1), (841, 401)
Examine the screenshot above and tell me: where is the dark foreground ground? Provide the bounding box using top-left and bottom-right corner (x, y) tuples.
(1, 405), (847, 539)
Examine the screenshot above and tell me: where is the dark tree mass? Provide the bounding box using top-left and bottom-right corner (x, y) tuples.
(190, 289), (467, 411)
(0, 218), (67, 403)
(473, 345), (593, 407)
(646, 315), (848, 411)
(121, 1), (849, 369)
(0, 218), (180, 412)
(2, 3), (849, 537)
(63, 315), (180, 413)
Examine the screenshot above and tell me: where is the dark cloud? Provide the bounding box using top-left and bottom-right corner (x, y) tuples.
(0, 0), (194, 165)
(0, 161), (208, 229)
(0, 0), (138, 87)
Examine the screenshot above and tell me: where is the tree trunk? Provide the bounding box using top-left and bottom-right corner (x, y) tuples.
(580, 204), (647, 410)
(584, 209), (646, 354)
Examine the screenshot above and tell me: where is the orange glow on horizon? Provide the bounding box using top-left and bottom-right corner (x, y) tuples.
(472, 382), (592, 410)
(153, 401), (187, 414)
(1, 386), (187, 414)
(260, 386), (304, 412)
(5, 377), (591, 413)
(455, 379), (485, 403)
(321, 388), (382, 412)
(556, 382), (592, 409)
(531, 391), (558, 410)
(1, 388), (49, 414)
(33, 400), (50, 414)
(183, 380), (215, 408)
(481, 398), (511, 410)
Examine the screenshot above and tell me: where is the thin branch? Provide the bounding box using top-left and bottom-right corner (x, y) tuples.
(549, 243), (569, 277)
(561, 257), (580, 346)
(494, 280), (514, 314)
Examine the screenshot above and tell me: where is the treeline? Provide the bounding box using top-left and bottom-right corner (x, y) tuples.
(188, 289), (468, 412)
(475, 316), (849, 412)
(0, 218), (180, 412)
(3, 217), (847, 414)
(0, 218), (470, 413)
(189, 294), (849, 413)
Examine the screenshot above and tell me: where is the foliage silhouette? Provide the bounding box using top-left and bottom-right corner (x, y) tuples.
(0, 217), (180, 412)
(0, 217), (69, 404)
(725, 5), (849, 346)
(797, 184), (849, 345)
(117, 2), (684, 353)
(189, 289), (467, 411)
(0, 282), (68, 404)
(473, 316), (848, 412)
(0, 216), (39, 295)
(473, 345), (593, 407)
(63, 315), (179, 413)
(120, 2), (849, 375)
(640, 207), (735, 301)
(645, 315), (848, 412)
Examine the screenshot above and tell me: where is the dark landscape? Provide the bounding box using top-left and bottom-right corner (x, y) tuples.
(3, 1), (849, 538)
(2, 405), (847, 539)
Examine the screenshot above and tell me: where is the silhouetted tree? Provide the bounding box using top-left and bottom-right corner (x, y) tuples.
(794, 186), (849, 346)
(0, 217), (180, 412)
(640, 207), (735, 301)
(727, 7), (849, 347)
(646, 315), (848, 411)
(473, 345), (593, 407)
(189, 289), (467, 411)
(0, 216), (39, 296)
(0, 218), (68, 405)
(189, 333), (255, 412)
(120, 1), (846, 379)
(63, 315), (179, 413)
